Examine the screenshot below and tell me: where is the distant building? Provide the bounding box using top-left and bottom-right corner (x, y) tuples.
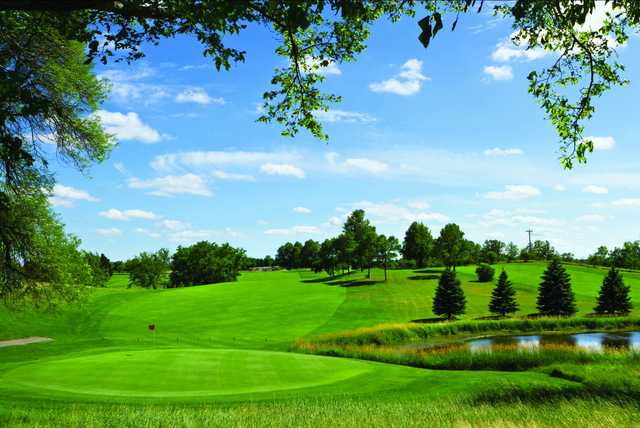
(248, 266), (280, 272)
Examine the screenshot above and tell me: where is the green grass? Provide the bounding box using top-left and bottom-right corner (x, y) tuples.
(304, 316), (640, 347)
(1, 262), (640, 426)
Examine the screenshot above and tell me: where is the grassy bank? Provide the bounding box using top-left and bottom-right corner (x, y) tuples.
(304, 316), (640, 347)
(296, 341), (640, 372)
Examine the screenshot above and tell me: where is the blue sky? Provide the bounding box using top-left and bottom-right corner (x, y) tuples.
(49, 7), (640, 260)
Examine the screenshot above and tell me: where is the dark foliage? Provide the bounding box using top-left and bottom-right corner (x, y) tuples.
(537, 259), (576, 316)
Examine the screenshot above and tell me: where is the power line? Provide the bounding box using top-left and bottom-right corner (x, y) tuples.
(525, 229), (533, 252)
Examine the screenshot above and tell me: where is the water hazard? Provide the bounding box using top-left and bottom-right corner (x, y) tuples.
(467, 331), (640, 352)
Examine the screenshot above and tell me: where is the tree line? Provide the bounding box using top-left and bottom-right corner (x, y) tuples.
(271, 210), (569, 280)
(434, 260), (632, 320)
(122, 241), (247, 290)
(587, 242), (640, 270)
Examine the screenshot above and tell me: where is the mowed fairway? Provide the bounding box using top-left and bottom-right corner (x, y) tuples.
(1, 262), (639, 423)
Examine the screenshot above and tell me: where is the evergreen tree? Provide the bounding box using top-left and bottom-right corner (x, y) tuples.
(594, 267), (633, 315)
(432, 269), (466, 320)
(489, 270), (519, 317)
(536, 259), (576, 316)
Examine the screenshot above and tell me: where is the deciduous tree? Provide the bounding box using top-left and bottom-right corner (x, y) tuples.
(401, 222), (434, 268)
(435, 223), (466, 269)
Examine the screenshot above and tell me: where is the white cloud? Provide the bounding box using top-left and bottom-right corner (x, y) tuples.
(407, 200), (430, 210)
(48, 197), (75, 208)
(211, 170), (255, 182)
(114, 162), (128, 175)
(99, 208), (159, 221)
(52, 184), (99, 202)
(136, 219), (240, 244)
(584, 135), (615, 151)
(128, 174), (212, 197)
(94, 110), (161, 143)
(158, 219), (191, 231)
(264, 225), (320, 235)
(369, 59), (429, 96)
(483, 65), (513, 81)
(98, 67), (169, 106)
(96, 227), (122, 237)
(175, 88), (225, 105)
(135, 228), (162, 239)
(260, 163), (305, 178)
(314, 109), (376, 123)
(49, 184), (99, 207)
(582, 185), (609, 195)
(612, 198), (640, 207)
(151, 151), (300, 172)
(303, 56), (342, 75)
(481, 208), (562, 227)
(328, 216), (342, 226)
(484, 185), (541, 200)
(577, 2), (617, 33)
(343, 158), (389, 174)
(491, 32), (548, 62)
(553, 184), (567, 192)
(576, 214), (608, 223)
(293, 206), (312, 214)
(484, 147), (523, 156)
(325, 152), (339, 165)
(348, 200), (449, 225)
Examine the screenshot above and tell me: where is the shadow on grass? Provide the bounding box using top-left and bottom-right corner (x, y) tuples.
(472, 383), (640, 405)
(302, 272), (354, 283)
(328, 279), (383, 287)
(473, 315), (510, 321)
(414, 269), (442, 274)
(408, 275), (440, 281)
(411, 317), (447, 324)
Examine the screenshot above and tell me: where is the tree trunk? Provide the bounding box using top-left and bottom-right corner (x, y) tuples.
(384, 261), (388, 281)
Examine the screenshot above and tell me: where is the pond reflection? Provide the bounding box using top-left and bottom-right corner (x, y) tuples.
(467, 331), (640, 352)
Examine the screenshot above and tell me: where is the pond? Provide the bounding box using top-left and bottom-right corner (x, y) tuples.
(467, 331), (640, 352)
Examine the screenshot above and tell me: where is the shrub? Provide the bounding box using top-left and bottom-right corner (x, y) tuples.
(475, 264), (495, 282)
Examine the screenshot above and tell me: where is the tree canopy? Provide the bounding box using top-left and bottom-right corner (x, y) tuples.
(401, 222), (434, 268)
(2, 1), (638, 166)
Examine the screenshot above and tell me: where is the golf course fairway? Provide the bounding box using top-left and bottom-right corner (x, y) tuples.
(2, 264), (640, 426)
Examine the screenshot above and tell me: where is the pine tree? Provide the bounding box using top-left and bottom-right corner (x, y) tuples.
(536, 259), (576, 316)
(489, 270), (519, 317)
(594, 267), (633, 315)
(433, 269), (466, 320)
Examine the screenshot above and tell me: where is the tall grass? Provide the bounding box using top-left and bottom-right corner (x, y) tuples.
(2, 396), (639, 428)
(297, 341), (640, 371)
(306, 317), (640, 347)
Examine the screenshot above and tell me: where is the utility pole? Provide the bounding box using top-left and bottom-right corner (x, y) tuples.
(525, 229), (533, 252)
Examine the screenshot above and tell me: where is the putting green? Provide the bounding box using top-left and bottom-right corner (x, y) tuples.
(2, 348), (373, 398)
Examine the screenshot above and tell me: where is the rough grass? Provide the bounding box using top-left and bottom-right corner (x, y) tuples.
(297, 341), (640, 372)
(305, 316), (640, 347)
(2, 396), (639, 427)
